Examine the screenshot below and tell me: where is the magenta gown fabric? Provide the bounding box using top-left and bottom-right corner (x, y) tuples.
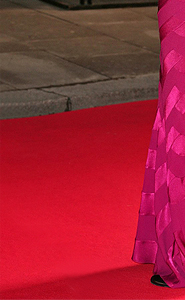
(132, 0), (185, 289)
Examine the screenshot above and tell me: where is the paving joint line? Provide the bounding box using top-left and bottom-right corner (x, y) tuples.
(44, 49), (112, 79)
(5, 2), (159, 56)
(0, 73), (159, 95)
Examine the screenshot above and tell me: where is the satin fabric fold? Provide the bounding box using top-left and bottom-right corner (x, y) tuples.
(132, 0), (185, 288)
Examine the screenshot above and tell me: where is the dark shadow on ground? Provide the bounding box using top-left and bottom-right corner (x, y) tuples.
(1, 264), (185, 299)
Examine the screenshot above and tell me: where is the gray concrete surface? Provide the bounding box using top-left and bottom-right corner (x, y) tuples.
(0, 0), (160, 119)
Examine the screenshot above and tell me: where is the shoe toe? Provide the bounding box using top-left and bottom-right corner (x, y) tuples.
(151, 275), (169, 287)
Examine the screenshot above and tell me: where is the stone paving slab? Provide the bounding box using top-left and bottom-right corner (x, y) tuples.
(0, 81), (16, 92)
(44, 6), (156, 23)
(43, 73), (159, 110)
(0, 51), (107, 89)
(79, 19), (159, 53)
(0, 73), (158, 119)
(0, 1), (160, 119)
(0, 0), (19, 8)
(0, 6), (102, 42)
(66, 51), (159, 78)
(9, 0), (60, 9)
(0, 89), (68, 119)
(0, 41), (35, 53)
(34, 7), (159, 53)
(27, 36), (142, 58)
(130, 6), (158, 19)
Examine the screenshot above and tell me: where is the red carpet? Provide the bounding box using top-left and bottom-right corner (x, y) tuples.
(0, 100), (185, 299)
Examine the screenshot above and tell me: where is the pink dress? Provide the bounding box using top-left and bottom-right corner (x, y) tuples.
(132, 0), (185, 288)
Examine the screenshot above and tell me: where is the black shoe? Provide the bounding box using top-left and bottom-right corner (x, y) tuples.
(151, 275), (169, 287)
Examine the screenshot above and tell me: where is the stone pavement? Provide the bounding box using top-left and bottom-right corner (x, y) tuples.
(0, 0), (160, 119)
